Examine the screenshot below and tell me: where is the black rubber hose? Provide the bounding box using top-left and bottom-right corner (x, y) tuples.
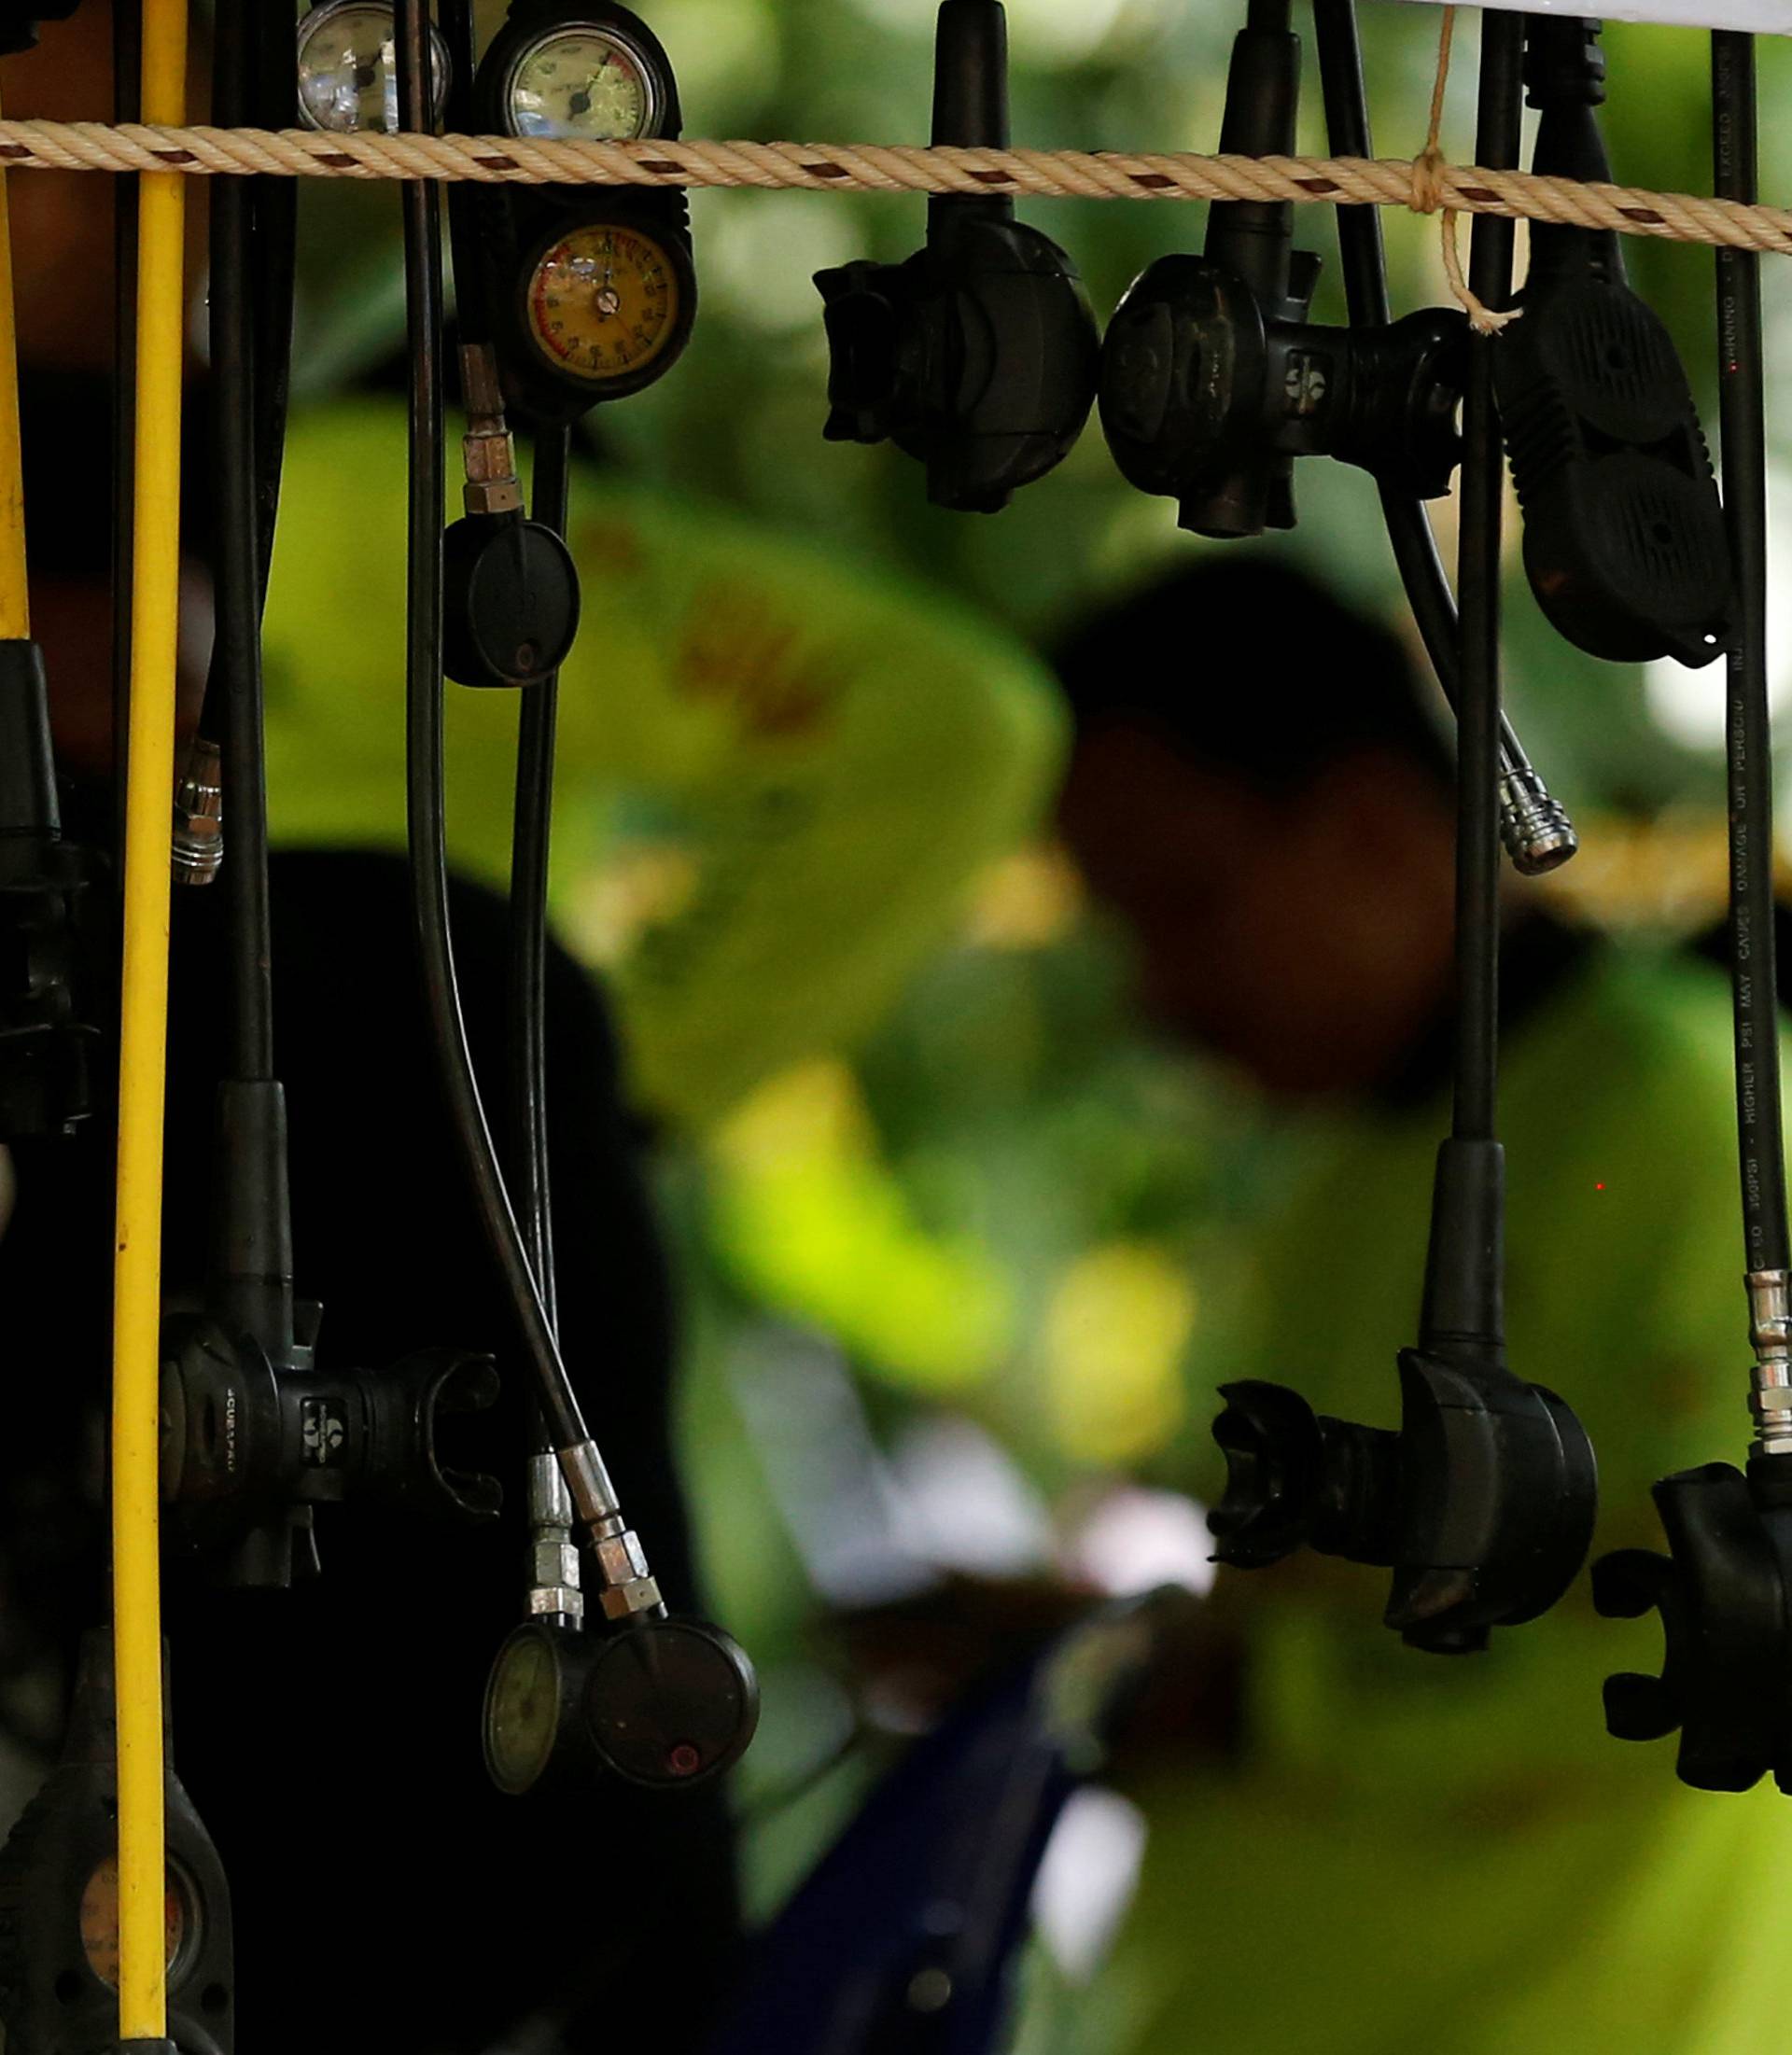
(208, 0), (276, 1084)
(1450, 9), (1522, 1144)
(1308, 0), (1533, 783)
(247, 0), (297, 605)
(395, 0), (594, 1456)
(1713, 30), (1789, 1276)
(437, 0), (495, 350)
(508, 426), (569, 1332)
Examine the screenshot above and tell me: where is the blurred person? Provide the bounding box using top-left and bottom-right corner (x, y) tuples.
(1043, 557), (1789, 2055)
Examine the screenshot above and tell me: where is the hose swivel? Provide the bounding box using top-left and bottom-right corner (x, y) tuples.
(527, 1449), (584, 1624)
(171, 734), (224, 886)
(1748, 1269), (1792, 1458)
(556, 1437), (661, 1618)
(1497, 764), (1578, 877)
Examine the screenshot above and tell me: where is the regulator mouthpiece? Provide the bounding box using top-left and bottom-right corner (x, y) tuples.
(1211, 1141), (1597, 1653)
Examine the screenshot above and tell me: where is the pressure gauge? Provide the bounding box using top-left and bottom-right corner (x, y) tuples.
(295, 0), (450, 134)
(520, 217), (695, 400)
(501, 21), (663, 140)
(77, 1856), (194, 1988)
(483, 1622), (581, 1796)
(483, 1615), (759, 1796)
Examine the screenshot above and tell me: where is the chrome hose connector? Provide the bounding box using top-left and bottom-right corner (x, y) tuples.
(458, 342), (524, 519)
(557, 1438), (661, 1619)
(526, 1450), (583, 1624)
(589, 1517), (661, 1621)
(1748, 1269), (1792, 1457)
(171, 734), (223, 886)
(1498, 765), (1578, 876)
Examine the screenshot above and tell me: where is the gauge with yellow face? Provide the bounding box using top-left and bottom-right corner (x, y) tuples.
(521, 217), (695, 400)
(78, 1855), (193, 1989)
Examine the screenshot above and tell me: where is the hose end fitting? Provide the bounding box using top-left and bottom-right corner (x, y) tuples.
(1748, 1269), (1792, 1458)
(1498, 765), (1577, 875)
(170, 734), (222, 886)
(557, 1438), (662, 1619)
(527, 1450), (584, 1624)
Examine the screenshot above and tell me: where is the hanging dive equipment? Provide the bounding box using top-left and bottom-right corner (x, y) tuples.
(295, 0), (450, 133)
(1208, 10), (1598, 1654)
(1099, 0), (1575, 880)
(0, 39), (95, 1139)
(0, 1633), (233, 2054)
(1496, 18), (1730, 669)
(1591, 29), (1792, 1793)
(397, 0), (758, 1791)
(1099, 0), (1464, 534)
(813, 0), (1099, 513)
(1310, 0), (1575, 879)
(468, 0), (697, 418)
(157, 0), (503, 1595)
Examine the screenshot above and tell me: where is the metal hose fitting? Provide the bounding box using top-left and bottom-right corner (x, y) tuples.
(557, 1437), (661, 1619)
(1498, 763), (1578, 876)
(1748, 1269), (1792, 1457)
(526, 1449), (583, 1624)
(171, 734), (223, 886)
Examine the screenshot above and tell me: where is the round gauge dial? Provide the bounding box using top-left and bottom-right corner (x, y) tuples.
(78, 1856), (191, 1990)
(296, 0), (450, 134)
(483, 1627), (564, 1794)
(502, 23), (662, 142)
(525, 221), (686, 386)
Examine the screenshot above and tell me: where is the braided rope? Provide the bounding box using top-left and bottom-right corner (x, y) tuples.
(2, 117), (1789, 255)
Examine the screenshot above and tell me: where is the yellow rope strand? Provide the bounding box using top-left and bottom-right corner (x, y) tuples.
(0, 119), (1783, 256)
(0, 86), (30, 639)
(1408, 6), (1519, 335)
(111, 0), (188, 2038)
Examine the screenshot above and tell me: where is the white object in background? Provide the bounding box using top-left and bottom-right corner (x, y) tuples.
(1032, 1787), (1151, 1983)
(725, 1324), (939, 1608)
(1066, 1486), (1218, 1601)
(1387, 0), (1792, 41)
(887, 1414), (1058, 1578)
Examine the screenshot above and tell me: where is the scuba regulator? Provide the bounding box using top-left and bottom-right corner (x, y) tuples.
(814, 0), (1099, 512)
(1590, 28), (1792, 1794)
(1099, 0), (1463, 537)
(1099, 0), (1578, 880)
(155, 0), (505, 1593)
(1203, 8), (1598, 1655)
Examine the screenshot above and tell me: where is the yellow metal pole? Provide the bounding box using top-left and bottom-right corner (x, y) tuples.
(0, 80), (31, 642)
(112, 0), (188, 2037)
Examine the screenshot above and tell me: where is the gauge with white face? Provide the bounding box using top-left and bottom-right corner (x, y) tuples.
(296, 0), (450, 134)
(500, 21), (662, 141)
